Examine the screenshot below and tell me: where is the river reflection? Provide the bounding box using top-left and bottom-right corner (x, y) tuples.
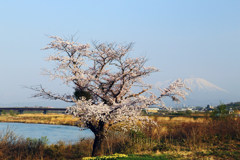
(0, 122), (94, 144)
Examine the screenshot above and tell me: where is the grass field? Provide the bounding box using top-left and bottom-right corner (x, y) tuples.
(0, 113), (79, 126)
(0, 113), (239, 159)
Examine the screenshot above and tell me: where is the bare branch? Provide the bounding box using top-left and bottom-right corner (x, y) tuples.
(24, 85), (74, 103)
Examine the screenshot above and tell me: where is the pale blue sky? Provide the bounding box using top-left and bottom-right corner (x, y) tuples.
(0, 0), (239, 106)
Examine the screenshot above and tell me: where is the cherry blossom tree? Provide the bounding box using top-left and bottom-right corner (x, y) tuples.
(29, 36), (191, 156)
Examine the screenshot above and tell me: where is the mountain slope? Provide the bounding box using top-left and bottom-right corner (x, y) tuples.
(154, 77), (233, 106)
(155, 78), (228, 92)
(183, 78), (228, 92)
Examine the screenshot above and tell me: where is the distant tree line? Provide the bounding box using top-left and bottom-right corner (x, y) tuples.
(225, 101), (240, 110)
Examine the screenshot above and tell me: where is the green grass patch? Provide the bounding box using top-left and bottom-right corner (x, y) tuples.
(83, 154), (170, 160)
(124, 154), (169, 160)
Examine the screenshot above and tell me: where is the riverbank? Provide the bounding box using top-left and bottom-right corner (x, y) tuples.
(0, 113), (79, 126)
(0, 113), (206, 126)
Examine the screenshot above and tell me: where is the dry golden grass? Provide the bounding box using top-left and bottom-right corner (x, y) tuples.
(1, 113), (207, 127)
(156, 116), (170, 121)
(150, 116), (206, 123)
(170, 116), (206, 122)
(0, 113), (79, 126)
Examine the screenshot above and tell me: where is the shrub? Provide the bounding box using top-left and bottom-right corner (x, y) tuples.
(26, 136), (49, 146)
(210, 103), (230, 120)
(172, 112), (186, 116)
(2, 110), (6, 115)
(9, 110), (14, 116)
(186, 110), (192, 115)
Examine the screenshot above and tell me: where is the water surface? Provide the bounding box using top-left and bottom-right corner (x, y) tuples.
(0, 122), (94, 144)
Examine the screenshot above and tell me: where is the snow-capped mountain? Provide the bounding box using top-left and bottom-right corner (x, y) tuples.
(154, 77), (234, 106)
(183, 78), (228, 93)
(155, 78), (227, 92)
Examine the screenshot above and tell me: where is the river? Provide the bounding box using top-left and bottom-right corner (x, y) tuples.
(0, 122), (94, 144)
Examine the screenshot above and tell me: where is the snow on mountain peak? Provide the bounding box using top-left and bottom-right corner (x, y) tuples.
(183, 78), (228, 92)
(155, 77), (228, 93)
(154, 77), (233, 106)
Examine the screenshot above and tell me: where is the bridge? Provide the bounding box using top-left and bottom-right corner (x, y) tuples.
(0, 107), (67, 115)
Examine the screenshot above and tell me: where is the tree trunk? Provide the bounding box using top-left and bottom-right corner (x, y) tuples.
(91, 120), (105, 157)
(92, 130), (105, 157)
